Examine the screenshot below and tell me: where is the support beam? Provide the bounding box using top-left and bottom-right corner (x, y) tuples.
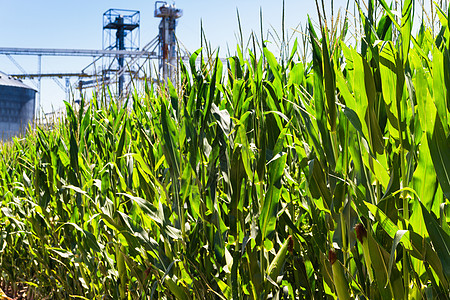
(10, 73), (92, 79)
(37, 55), (41, 119)
(0, 47), (157, 57)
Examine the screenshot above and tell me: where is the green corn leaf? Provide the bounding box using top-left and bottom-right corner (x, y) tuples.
(260, 152), (287, 241)
(435, 5), (450, 48)
(287, 63), (304, 87)
(263, 81), (284, 119)
(377, 14), (393, 40)
(113, 106), (126, 134)
(266, 236), (292, 287)
(364, 199), (448, 288)
(69, 127), (80, 181)
(386, 230), (408, 287)
(428, 113), (450, 200)
(362, 55), (384, 155)
(352, 48), (384, 154)
(364, 201), (413, 251)
(321, 29), (337, 132)
(307, 158), (332, 213)
(235, 124), (253, 181)
(288, 38), (298, 64)
(59, 222), (101, 252)
(379, 42), (406, 143)
(309, 17), (335, 169)
(338, 103), (369, 148)
(421, 202), (450, 279)
(215, 278), (232, 299)
(115, 121), (127, 160)
(64, 100), (78, 135)
(401, 0), (413, 64)
(366, 231), (394, 299)
(189, 48), (202, 76)
(296, 98), (326, 164)
(168, 79), (179, 114)
(118, 191), (160, 220)
(412, 136), (438, 211)
(47, 247), (73, 259)
(432, 48), (449, 134)
(414, 55), (436, 135)
(201, 54), (219, 135)
(263, 46), (282, 85)
(360, 145), (390, 190)
(211, 103), (232, 136)
(161, 104), (180, 179)
(164, 275), (189, 300)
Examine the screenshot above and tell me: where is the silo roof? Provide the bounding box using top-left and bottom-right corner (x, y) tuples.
(0, 71), (36, 91)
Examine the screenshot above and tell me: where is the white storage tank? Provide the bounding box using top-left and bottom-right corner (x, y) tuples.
(0, 71), (36, 139)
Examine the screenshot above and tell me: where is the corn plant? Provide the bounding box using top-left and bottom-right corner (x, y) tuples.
(1, 0), (450, 299)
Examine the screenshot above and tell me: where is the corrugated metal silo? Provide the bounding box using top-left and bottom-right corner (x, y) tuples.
(0, 71), (36, 139)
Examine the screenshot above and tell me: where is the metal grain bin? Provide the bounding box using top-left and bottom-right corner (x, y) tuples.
(0, 71), (36, 139)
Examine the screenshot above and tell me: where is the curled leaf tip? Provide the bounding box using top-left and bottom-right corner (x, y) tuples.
(355, 223), (367, 244)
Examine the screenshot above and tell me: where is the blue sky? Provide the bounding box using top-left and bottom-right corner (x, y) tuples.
(1, 0), (350, 113)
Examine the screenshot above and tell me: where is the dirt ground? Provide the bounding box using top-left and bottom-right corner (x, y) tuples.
(0, 280), (30, 300)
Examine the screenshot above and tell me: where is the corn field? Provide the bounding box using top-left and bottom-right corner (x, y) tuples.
(1, 0), (450, 299)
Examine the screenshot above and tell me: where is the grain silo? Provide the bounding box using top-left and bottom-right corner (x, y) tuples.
(0, 71), (36, 139)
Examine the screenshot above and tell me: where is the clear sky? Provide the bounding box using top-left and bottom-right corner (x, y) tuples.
(1, 0), (350, 113)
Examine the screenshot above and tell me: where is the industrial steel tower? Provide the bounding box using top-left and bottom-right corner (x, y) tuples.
(155, 1), (182, 84)
(103, 9), (140, 97)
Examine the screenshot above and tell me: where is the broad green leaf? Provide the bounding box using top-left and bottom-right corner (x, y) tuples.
(414, 56), (436, 135)
(421, 202), (450, 279)
(432, 48), (449, 133)
(189, 48), (202, 76)
(377, 14), (392, 40)
(401, 0), (413, 63)
(266, 236), (291, 285)
(412, 136), (438, 211)
(321, 29), (337, 132)
(211, 103), (232, 136)
(47, 247), (73, 259)
(366, 232), (392, 299)
(264, 47), (282, 84)
(386, 230), (408, 287)
(364, 201), (413, 251)
(260, 152), (287, 240)
(307, 158), (332, 213)
(215, 278), (232, 299)
(235, 123), (253, 181)
(379, 42), (404, 141)
(263, 81), (284, 121)
(287, 63), (304, 87)
(161, 103), (180, 179)
(428, 114), (450, 200)
(59, 222), (101, 252)
(352, 48), (384, 154)
(309, 17), (335, 169)
(337, 102), (368, 148)
(360, 147), (390, 189)
(118, 193), (163, 226)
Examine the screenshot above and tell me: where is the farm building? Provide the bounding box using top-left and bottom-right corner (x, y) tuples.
(0, 71), (36, 139)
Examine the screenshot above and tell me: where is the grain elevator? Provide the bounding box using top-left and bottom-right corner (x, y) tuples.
(0, 71), (36, 139)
